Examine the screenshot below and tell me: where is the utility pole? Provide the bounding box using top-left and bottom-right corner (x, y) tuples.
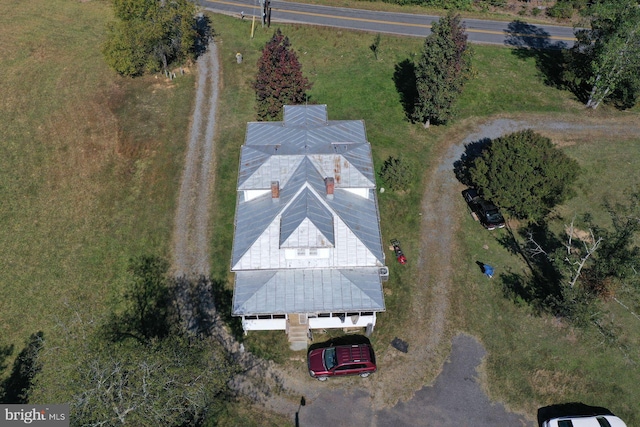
(259, 0), (271, 27)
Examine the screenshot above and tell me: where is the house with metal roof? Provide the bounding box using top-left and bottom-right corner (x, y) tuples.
(231, 105), (387, 348)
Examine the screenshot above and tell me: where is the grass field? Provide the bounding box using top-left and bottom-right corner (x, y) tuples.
(0, 0), (193, 396)
(2, 0), (640, 424)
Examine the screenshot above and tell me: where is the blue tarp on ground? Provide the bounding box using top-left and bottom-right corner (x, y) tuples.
(484, 264), (494, 278)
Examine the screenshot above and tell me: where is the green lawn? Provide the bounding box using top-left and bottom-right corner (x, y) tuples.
(0, 0), (193, 396)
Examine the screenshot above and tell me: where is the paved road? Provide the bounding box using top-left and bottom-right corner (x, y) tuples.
(198, 0), (576, 47)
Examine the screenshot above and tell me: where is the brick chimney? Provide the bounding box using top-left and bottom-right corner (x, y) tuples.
(325, 177), (334, 199)
(271, 181), (280, 201)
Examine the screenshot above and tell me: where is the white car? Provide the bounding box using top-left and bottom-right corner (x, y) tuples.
(543, 415), (627, 427)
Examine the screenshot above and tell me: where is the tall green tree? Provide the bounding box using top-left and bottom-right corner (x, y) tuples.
(588, 195), (640, 291)
(469, 129), (580, 222)
(103, 0), (206, 77)
(413, 13), (472, 127)
(568, 0), (640, 109)
(379, 156), (414, 191)
(253, 29), (312, 121)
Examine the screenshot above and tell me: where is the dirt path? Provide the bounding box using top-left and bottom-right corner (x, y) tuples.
(172, 40), (219, 278)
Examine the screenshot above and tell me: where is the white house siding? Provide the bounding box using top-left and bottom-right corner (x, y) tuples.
(244, 189), (270, 201)
(241, 314), (376, 332)
(344, 188), (370, 198)
(242, 317), (287, 331)
(281, 218), (333, 248)
(233, 216), (380, 270)
(308, 314), (376, 329)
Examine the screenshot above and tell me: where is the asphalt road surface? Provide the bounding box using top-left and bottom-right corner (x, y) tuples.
(198, 0), (576, 47)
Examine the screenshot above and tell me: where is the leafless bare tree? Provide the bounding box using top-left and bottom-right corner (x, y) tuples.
(563, 218), (603, 288)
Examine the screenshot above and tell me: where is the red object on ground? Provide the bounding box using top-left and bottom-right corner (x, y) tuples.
(391, 239), (407, 264)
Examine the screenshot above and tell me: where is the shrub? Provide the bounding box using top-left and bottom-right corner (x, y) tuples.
(379, 156), (414, 191)
(253, 29), (312, 121)
(546, 2), (573, 20)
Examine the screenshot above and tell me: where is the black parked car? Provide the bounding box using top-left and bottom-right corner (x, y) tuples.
(462, 189), (505, 230)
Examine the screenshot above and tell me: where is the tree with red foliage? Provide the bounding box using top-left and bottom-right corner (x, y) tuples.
(254, 29), (312, 121)
(413, 13), (472, 128)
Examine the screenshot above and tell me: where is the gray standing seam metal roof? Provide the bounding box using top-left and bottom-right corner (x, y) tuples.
(232, 156), (384, 266)
(284, 103), (328, 126)
(238, 126), (373, 187)
(280, 187), (335, 247)
(231, 105), (386, 315)
(233, 268), (385, 314)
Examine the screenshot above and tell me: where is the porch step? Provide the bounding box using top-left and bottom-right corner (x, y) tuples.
(287, 318), (309, 351)
(288, 325), (308, 338)
(289, 340), (308, 351)
(288, 329), (308, 340)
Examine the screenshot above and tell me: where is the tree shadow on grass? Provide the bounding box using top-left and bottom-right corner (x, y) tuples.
(496, 223), (565, 314)
(504, 20), (571, 93)
(102, 256), (177, 345)
(194, 13), (214, 58)
(453, 137), (491, 187)
(0, 344), (13, 374)
(209, 277), (244, 340)
(392, 58), (417, 122)
(0, 332), (44, 404)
